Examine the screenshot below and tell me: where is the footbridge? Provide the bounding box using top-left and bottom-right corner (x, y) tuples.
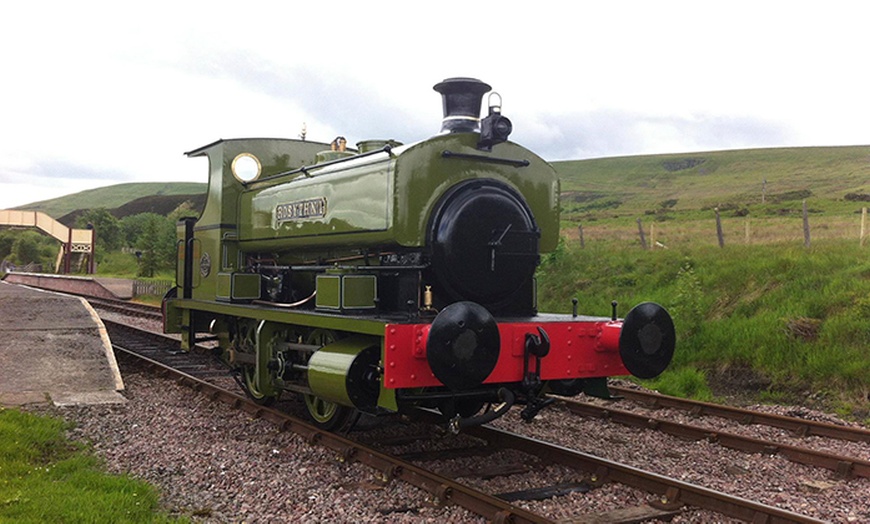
(0, 210), (96, 274)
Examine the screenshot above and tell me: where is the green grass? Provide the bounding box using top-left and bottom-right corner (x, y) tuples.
(94, 251), (172, 280)
(643, 367), (713, 401)
(93, 251), (142, 277)
(556, 146), (870, 250)
(555, 145), (870, 215)
(537, 239), (870, 419)
(0, 408), (183, 523)
(90, 251), (174, 282)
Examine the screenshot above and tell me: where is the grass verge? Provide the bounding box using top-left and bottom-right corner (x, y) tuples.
(0, 408), (183, 523)
(538, 238), (870, 421)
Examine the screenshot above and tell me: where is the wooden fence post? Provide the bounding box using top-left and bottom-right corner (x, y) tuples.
(744, 218), (750, 244)
(861, 208), (867, 246)
(637, 218), (648, 250)
(577, 224), (585, 249)
(715, 208), (725, 247)
(802, 200), (811, 248)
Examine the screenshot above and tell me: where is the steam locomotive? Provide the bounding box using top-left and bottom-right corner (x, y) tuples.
(163, 77), (675, 431)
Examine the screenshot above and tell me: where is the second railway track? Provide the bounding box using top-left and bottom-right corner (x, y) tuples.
(605, 385), (870, 444)
(556, 396), (870, 479)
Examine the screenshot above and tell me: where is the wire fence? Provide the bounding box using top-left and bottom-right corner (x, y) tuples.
(571, 205), (870, 250)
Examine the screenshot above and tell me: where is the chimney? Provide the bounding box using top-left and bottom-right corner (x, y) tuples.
(433, 77), (491, 133)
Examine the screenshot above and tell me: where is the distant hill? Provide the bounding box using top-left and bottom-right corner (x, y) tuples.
(111, 192), (207, 218)
(57, 192), (207, 227)
(553, 145), (870, 219)
(13, 182), (207, 219)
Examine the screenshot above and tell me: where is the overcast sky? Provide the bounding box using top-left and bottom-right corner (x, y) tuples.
(1, 1), (867, 210)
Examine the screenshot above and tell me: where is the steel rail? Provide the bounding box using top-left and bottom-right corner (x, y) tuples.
(560, 398), (869, 479)
(609, 385), (870, 443)
(88, 297), (163, 320)
(109, 341), (553, 524)
(467, 425), (827, 524)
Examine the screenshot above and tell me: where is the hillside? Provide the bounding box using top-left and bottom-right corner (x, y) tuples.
(553, 145), (870, 248)
(554, 145), (870, 218)
(13, 182), (207, 218)
(545, 146), (870, 415)
(56, 192), (207, 227)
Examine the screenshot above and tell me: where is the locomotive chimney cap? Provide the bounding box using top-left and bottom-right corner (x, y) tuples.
(433, 77), (492, 134)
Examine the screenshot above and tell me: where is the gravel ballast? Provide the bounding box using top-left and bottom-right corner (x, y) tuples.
(41, 365), (481, 523)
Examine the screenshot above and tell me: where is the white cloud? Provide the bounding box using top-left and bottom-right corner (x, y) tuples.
(1, 1), (868, 210)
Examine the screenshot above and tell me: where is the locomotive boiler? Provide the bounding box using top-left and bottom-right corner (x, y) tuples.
(163, 77), (675, 431)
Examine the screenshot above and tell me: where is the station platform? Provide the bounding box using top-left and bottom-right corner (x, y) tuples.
(2, 272), (134, 300)
(0, 281), (126, 407)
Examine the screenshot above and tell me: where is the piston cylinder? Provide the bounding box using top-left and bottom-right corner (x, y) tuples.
(307, 336), (380, 410)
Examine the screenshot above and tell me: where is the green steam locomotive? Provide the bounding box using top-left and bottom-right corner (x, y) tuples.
(163, 77), (675, 431)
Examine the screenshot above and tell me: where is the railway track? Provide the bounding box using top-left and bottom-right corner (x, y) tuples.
(86, 296), (163, 320)
(606, 385), (870, 444)
(93, 296), (869, 450)
(70, 292), (870, 443)
(102, 319), (828, 523)
(557, 396), (870, 479)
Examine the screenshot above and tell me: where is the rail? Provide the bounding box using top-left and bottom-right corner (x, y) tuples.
(608, 385), (870, 443)
(559, 397), (870, 478)
(468, 425), (826, 524)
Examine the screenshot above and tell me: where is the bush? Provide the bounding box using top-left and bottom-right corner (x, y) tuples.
(2, 231), (58, 269)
